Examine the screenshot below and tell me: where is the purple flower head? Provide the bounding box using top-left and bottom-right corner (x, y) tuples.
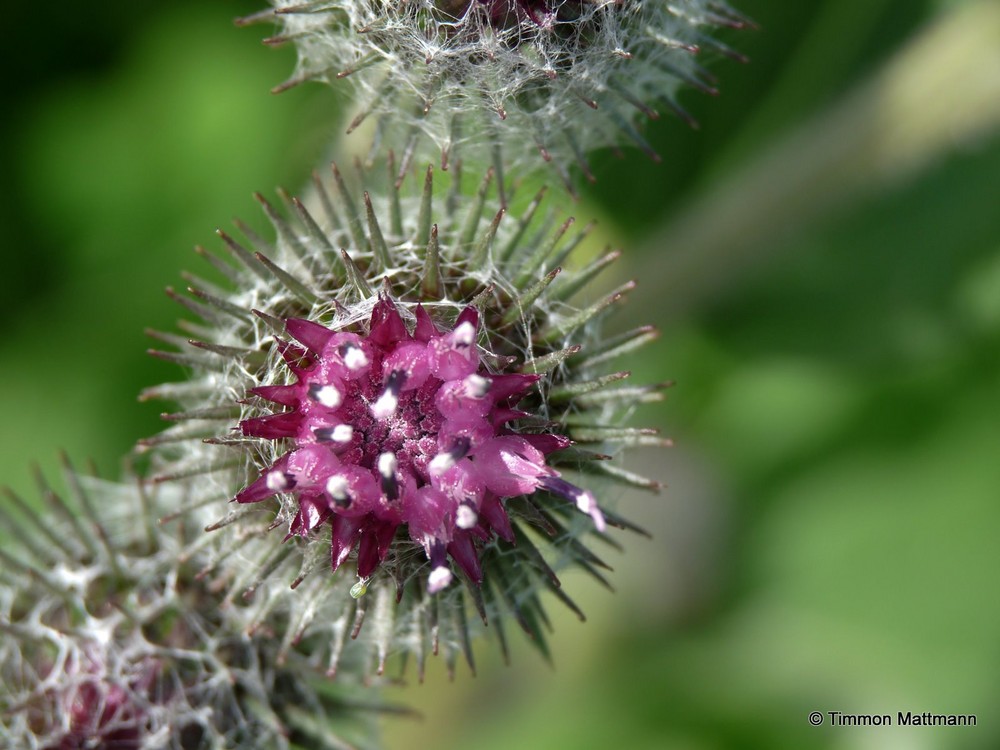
(142, 162), (668, 671)
(467, 0), (572, 30)
(42, 653), (159, 750)
(237, 296), (604, 594)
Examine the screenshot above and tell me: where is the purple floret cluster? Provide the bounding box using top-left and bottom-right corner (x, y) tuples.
(237, 296), (604, 594)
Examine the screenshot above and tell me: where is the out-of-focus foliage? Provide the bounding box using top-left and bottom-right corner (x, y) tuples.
(0, 3), (339, 494)
(1, 1), (997, 749)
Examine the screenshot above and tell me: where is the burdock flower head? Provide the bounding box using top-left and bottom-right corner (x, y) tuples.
(142, 162), (667, 674)
(0, 461), (379, 749)
(242, 0), (750, 189)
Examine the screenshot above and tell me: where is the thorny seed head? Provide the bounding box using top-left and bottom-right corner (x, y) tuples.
(141, 161), (668, 676)
(0, 464), (382, 749)
(242, 0), (752, 192)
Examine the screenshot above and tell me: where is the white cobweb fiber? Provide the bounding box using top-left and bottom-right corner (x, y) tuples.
(270, 0), (741, 180)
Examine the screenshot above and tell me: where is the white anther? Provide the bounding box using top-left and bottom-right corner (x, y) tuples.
(371, 389), (399, 419)
(377, 452), (398, 479)
(331, 424), (354, 443)
(456, 504), (478, 530)
(343, 345), (369, 370)
(314, 384), (342, 408)
(266, 471), (289, 492)
(326, 475), (350, 501)
(464, 373), (490, 398)
(452, 321), (476, 346)
(575, 490), (606, 533)
(427, 566), (453, 594)
(428, 452), (456, 476)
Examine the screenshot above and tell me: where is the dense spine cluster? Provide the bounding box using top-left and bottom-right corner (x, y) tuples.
(140, 163), (666, 673)
(244, 0), (750, 190)
(0, 460), (377, 749)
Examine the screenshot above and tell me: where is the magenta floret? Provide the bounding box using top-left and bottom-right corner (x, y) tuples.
(236, 296), (602, 593)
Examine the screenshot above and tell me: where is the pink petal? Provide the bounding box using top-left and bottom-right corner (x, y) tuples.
(287, 493), (330, 538)
(382, 342), (431, 391)
(429, 320), (479, 380)
(488, 373), (541, 403)
(490, 406), (532, 428)
(320, 333), (372, 379)
(434, 376), (492, 421)
(479, 494), (514, 543)
(324, 465), (380, 517)
(434, 460), (485, 511)
(455, 306), (479, 330)
(275, 339), (313, 373)
(472, 436), (548, 496)
(405, 486), (456, 542)
(368, 296), (408, 347)
(235, 453), (290, 504)
(286, 317), (334, 354)
(356, 523), (382, 578)
(287, 444), (342, 488)
(249, 384), (299, 407)
(413, 304), (440, 342)
(329, 515), (364, 572)
(448, 531), (483, 584)
(521, 433), (573, 454)
(240, 411), (301, 439)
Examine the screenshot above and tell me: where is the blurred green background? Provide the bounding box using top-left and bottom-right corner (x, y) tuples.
(1, 1), (998, 748)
